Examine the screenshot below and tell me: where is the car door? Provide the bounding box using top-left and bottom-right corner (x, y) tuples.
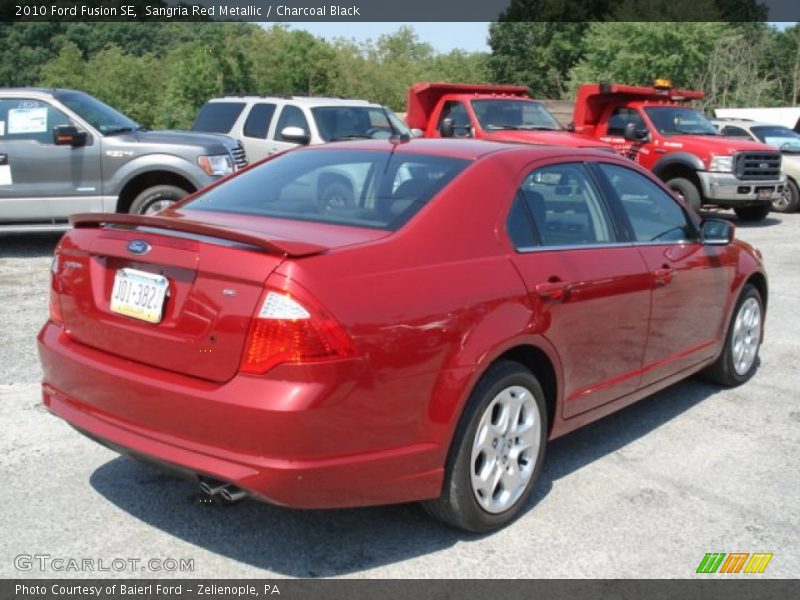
(594, 162), (735, 386)
(267, 104), (311, 156)
(507, 160), (652, 418)
(239, 102), (277, 161)
(0, 97), (103, 222)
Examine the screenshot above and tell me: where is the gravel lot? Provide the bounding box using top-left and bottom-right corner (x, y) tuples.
(1, 214), (798, 579)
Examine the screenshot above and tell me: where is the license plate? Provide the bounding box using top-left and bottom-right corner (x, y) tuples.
(110, 268), (168, 324)
(757, 187), (773, 200)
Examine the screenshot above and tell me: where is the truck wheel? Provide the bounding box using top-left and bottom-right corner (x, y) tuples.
(422, 360), (548, 532)
(666, 177), (702, 211)
(129, 185), (189, 215)
(702, 284), (763, 386)
(772, 179), (799, 213)
(734, 204), (771, 222)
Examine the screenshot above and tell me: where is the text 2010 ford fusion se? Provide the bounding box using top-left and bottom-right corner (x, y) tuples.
(38, 138), (766, 532)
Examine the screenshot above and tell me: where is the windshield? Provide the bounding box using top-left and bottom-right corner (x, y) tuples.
(312, 106), (411, 142)
(471, 99), (561, 131)
(644, 106), (719, 136)
(55, 91), (140, 134)
(751, 125), (800, 153)
(182, 148), (470, 231)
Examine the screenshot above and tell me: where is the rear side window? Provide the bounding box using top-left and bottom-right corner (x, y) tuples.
(598, 163), (695, 243)
(192, 102), (246, 133)
(519, 163), (615, 247)
(243, 103), (276, 139)
(183, 149), (470, 231)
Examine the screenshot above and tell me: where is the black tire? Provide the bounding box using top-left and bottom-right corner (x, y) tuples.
(702, 284), (763, 386)
(772, 179), (799, 213)
(129, 185), (189, 215)
(666, 177), (702, 211)
(422, 360), (548, 533)
(734, 204), (771, 222)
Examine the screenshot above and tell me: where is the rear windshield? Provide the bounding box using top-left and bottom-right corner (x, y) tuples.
(192, 102), (246, 133)
(182, 148), (471, 230)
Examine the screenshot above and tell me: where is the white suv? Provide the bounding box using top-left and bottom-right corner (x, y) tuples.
(191, 96), (411, 161)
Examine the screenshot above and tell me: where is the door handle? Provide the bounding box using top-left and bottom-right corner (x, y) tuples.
(534, 280), (570, 302)
(0, 153), (8, 165)
(653, 266), (675, 286)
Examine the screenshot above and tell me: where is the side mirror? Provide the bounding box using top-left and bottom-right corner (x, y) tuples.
(53, 125), (87, 147)
(439, 117), (455, 138)
(623, 122), (649, 142)
(280, 126), (310, 145)
(701, 219), (734, 245)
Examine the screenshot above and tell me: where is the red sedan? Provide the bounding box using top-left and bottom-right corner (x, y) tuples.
(38, 139), (766, 532)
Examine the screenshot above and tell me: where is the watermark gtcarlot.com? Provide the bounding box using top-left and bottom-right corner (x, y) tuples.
(14, 554), (195, 573)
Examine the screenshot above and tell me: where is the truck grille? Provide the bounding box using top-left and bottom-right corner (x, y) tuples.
(734, 151), (781, 180)
(231, 142), (248, 170)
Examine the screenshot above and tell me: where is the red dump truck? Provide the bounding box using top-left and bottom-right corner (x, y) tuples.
(571, 81), (785, 221)
(406, 82), (612, 149)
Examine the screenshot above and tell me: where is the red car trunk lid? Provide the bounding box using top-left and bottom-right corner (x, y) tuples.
(54, 213), (330, 383)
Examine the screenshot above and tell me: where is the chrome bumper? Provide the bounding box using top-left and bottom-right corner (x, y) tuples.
(697, 171), (785, 203)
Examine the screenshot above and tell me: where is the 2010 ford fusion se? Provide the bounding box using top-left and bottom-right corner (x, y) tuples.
(38, 138), (766, 532)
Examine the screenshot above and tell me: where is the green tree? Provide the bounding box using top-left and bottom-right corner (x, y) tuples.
(566, 22), (731, 96)
(488, 23), (589, 99)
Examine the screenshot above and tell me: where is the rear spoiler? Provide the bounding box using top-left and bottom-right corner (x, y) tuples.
(69, 213), (327, 257)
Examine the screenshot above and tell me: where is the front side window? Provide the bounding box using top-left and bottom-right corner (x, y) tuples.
(182, 149), (470, 231)
(438, 101), (471, 137)
(0, 98), (72, 144)
(243, 103), (277, 139)
(607, 107), (645, 136)
(518, 162), (615, 247)
(598, 163), (695, 243)
(472, 100), (560, 132)
(275, 105), (310, 142)
(644, 106), (719, 137)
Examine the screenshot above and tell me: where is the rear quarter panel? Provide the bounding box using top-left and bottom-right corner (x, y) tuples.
(272, 152), (548, 454)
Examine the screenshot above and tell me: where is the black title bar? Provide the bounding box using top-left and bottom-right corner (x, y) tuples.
(3, 0), (800, 22)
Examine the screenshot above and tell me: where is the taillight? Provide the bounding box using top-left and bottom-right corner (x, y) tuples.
(49, 255), (63, 324)
(240, 282), (357, 374)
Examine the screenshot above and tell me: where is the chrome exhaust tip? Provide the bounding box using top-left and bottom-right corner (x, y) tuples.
(198, 478), (227, 496)
(219, 485), (248, 503)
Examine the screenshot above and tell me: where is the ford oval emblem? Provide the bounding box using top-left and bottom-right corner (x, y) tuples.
(127, 240), (151, 255)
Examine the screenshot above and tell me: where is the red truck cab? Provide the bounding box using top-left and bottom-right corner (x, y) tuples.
(572, 82), (785, 221)
(406, 82), (612, 150)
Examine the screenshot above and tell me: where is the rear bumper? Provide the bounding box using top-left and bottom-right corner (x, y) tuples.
(37, 321), (446, 508)
(697, 171), (785, 205)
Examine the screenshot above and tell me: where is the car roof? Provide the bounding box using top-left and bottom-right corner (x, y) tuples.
(711, 119), (789, 129)
(207, 96), (379, 108)
(297, 137), (619, 162)
(0, 87), (84, 97)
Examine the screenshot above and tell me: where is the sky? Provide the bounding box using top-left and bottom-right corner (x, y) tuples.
(282, 22), (492, 53)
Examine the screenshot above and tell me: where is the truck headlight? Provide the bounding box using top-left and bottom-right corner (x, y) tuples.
(709, 155), (733, 173)
(198, 154), (234, 177)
